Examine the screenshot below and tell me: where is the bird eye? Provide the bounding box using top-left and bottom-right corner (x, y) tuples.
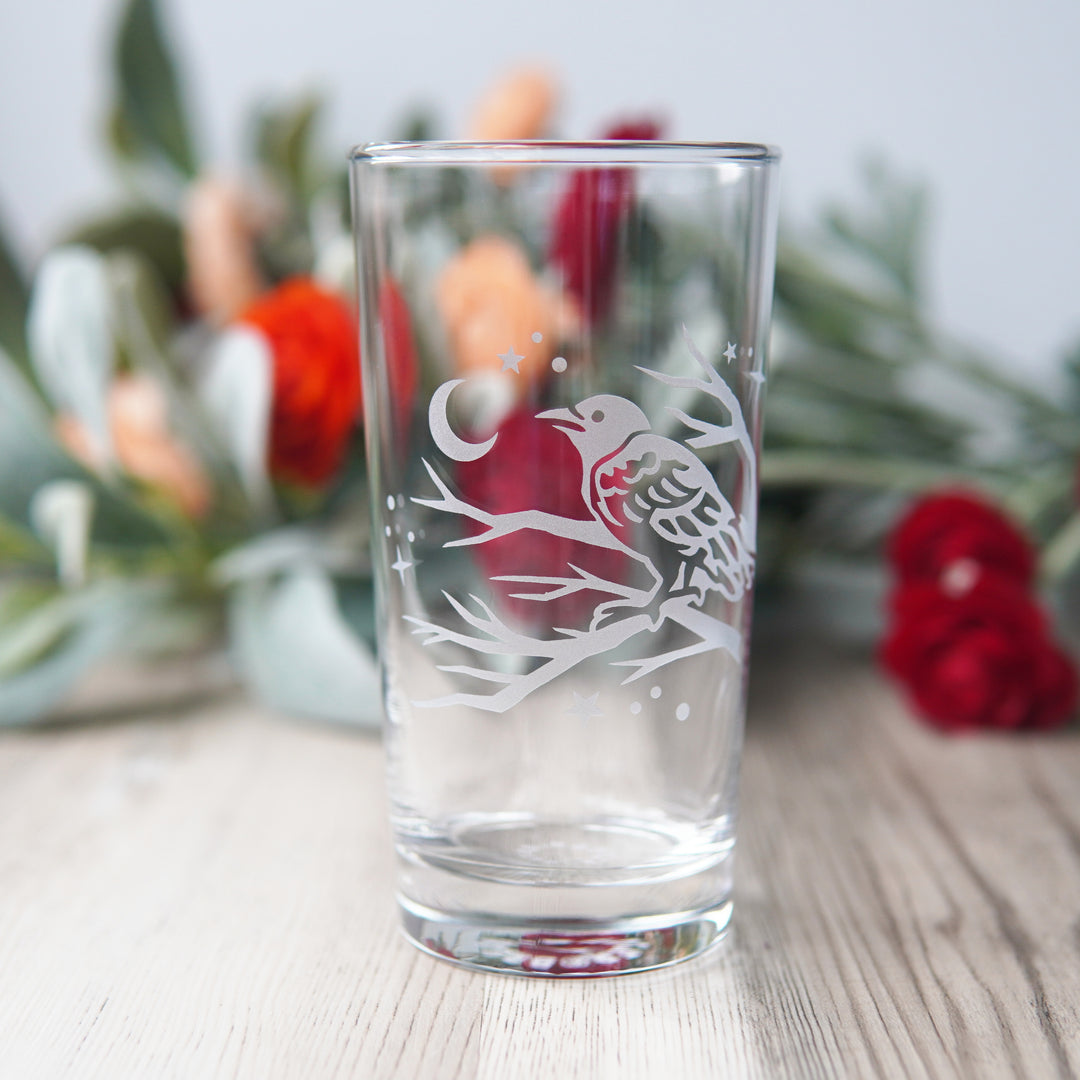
(591, 409), (605, 423)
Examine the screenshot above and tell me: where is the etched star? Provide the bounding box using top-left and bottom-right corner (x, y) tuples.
(723, 342), (738, 363)
(391, 546), (414, 582)
(744, 369), (766, 387)
(566, 691), (603, 721)
(498, 346), (524, 374)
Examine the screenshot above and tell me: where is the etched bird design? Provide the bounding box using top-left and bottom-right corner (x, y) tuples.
(536, 395), (754, 610)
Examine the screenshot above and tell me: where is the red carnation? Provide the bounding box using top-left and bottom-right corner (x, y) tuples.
(240, 278), (362, 487)
(881, 574), (1077, 733)
(549, 119), (663, 323)
(378, 278), (420, 438)
(888, 489), (1035, 589)
(456, 407), (627, 627)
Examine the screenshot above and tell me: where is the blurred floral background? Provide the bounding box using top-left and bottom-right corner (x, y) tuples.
(0, 0), (1078, 734)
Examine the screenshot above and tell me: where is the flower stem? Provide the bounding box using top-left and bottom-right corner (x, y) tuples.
(760, 451), (1006, 494)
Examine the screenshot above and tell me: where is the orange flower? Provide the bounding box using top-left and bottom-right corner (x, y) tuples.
(467, 67), (557, 142)
(239, 278), (362, 487)
(436, 235), (576, 381)
(183, 176), (264, 323)
(56, 375), (211, 519)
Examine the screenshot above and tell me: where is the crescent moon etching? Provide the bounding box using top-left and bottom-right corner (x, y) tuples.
(428, 378), (497, 462)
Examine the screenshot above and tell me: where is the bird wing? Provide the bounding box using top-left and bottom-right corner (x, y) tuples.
(593, 435), (752, 601)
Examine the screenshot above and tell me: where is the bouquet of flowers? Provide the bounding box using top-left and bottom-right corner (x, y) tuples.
(0, 0), (1077, 734)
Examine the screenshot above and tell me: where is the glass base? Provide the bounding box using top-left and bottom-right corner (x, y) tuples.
(400, 897), (733, 976)
(394, 818), (735, 976)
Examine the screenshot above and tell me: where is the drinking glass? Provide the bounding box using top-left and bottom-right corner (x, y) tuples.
(351, 141), (780, 975)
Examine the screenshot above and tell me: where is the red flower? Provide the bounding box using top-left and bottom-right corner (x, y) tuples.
(456, 407), (627, 627)
(887, 489), (1035, 589)
(549, 119), (663, 323)
(881, 574), (1077, 732)
(240, 278), (362, 487)
(378, 278), (420, 437)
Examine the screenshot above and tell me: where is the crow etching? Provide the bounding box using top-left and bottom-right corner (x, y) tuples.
(536, 394), (754, 618)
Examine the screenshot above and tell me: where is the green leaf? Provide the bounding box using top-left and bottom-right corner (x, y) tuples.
(394, 108), (438, 143)
(0, 206), (29, 368)
(106, 100), (142, 165)
(28, 247), (115, 463)
(67, 206), (185, 294)
(105, 250), (176, 372)
(29, 480), (95, 588)
(0, 579), (165, 725)
(0, 346), (86, 527)
(823, 159), (929, 303)
(201, 327), (274, 515)
(1062, 335), (1080, 410)
(228, 566), (381, 729)
(0, 584), (76, 680)
(0, 512), (47, 564)
(253, 93), (322, 204)
(112, 0), (198, 178)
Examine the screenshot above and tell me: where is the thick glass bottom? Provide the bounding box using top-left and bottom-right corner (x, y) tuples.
(394, 816), (735, 976)
(399, 897), (733, 976)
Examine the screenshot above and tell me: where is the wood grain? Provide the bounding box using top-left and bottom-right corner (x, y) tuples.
(1, 653), (1078, 1079)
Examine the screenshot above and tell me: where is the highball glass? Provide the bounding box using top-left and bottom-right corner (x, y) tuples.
(351, 141), (780, 975)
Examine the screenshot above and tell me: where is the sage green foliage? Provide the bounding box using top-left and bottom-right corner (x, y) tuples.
(0, 0), (381, 728)
(765, 160), (1080, 585)
(253, 94), (324, 207)
(0, 221), (29, 368)
(68, 208), (186, 295)
(111, 0), (198, 178)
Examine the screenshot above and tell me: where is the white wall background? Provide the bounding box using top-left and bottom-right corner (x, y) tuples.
(1, 0), (1078, 368)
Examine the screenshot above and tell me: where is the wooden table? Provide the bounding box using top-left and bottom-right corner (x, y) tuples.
(2, 652), (1078, 1079)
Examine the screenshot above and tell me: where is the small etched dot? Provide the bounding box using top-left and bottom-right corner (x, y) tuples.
(407, 530), (415, 542)
(676, 703), (690, 722)
(532, 331), (543, 343)
(386, 495), (395, 511)
(384, 525), (391, 537)
(551, 356), (567, 373)
(748, 347), (754, 357)
(630, 701), (642, 715)
(650, 686), (662, 700)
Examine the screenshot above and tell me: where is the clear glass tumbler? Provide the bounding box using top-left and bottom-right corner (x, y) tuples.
(351, 141), (780, 975)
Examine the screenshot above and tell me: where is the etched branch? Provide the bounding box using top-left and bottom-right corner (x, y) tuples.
(413, 459), (630, 552)
(493, 562), (650, 604)
(406, 593), (741, 713)
(405, 590), (566, 657)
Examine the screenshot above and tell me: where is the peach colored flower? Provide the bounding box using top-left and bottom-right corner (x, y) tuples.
(436, 235), (577, 381)
(467, 67), (557, 142)
(183, 176), (264, 323)
(56, 375), (211, 519)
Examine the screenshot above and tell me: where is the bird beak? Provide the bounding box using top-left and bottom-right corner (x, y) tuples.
(536, 405), (585, 434)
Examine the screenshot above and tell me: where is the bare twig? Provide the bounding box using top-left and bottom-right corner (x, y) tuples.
(494, 562), (649, 603)
(413, 459), (628, 552)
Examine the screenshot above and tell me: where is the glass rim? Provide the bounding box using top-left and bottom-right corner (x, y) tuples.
(350, 140), (781, 167)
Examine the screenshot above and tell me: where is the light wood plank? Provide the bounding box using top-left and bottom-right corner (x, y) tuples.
(0, 654), (1078, 1079)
